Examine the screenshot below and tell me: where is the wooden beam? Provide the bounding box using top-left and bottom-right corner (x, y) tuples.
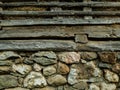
(1, 18), (120, 26)
(2, 11), (120, 16)
(1, 2), (120, 8)
(0, 40), (76, 51)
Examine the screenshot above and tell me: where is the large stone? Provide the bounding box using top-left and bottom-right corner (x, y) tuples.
(112, 63), (120, 73)
(99, 52), (116, 64)
(12, 64), (32, 75)
(47, 74), (67, 86)
(0, 51), (20, 60)
(89, 84), (100, 90)
(5, 87), (29, 90)
(24, 71), (47, 88)
(57, 62), (69, 74)
(104, 69), (119, 82)
(101, 82), (116, 90)
(43, 66), (56, 76)
(81, 52), (97, 60)
(0, 75), (18, 89)
(33, 86), (56, 90)
(32, 51), (57, 65)
(58, 52), (80, 64)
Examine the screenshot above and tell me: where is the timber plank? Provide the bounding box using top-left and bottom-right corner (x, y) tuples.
(1, 2), (120, 8)
(0, 40), (76, 51)
(1, 18), (120, 26)
(2, 11), (120, 16)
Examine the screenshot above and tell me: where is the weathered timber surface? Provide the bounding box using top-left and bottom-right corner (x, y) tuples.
(1, 2), (120, 8)
(0, 40), (76, 51)
(1, 18), (120, 26)
(2, 25), (120, 38)
(77, 41), (120, 51)
(2, 11), (120, 16)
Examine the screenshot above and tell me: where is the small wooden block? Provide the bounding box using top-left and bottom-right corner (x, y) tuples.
(75, 34), (88, 44)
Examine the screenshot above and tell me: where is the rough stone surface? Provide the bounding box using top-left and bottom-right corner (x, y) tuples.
(99, 62), (112, 69)
(33, 86), (56, 90)
(81, 52), (97, 60)
(0, 51), (20, 60)
(112, 63), (120, 73)
(47, 74), (67, 86)
(0, 61), (13, 66)
(5, 87), (29, 90)
(104, 69), (119, 82)
(58, 52), (80, 64)
(43, 66), (56, 76)
(89, 84), (100, 90)
(33, 63), (42, 72)
(0, 75), (18, 89)
(24, 71), (47, 88)
(57, 62), (69, 74)
(101, 82), (116, 90)
(0, 66), (11, 73)
(12, 64), (32, 75)
(32, 51), (57, 65)
(99, 52), (117, 64)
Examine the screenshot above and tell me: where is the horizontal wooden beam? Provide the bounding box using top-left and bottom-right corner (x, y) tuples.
(1, 11), (120, 16)
(0, 40), (76, 51)
(1, 18), (120, 26)
(1, 2), (120, 8)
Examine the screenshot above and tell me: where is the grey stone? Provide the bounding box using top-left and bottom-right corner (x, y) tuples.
(47, 74), (67, 86)
(0, 75), (18, 89)
(58, 52), (80, 64)
(43, 66), (56, 76)
(12, 64), (32, 75)
(0, 61), (13, 66)
(81, 52), (97, 60)
(104, 69), (119, 82)
(98, 62), (112, 69)
(0, 51), (20, 60)
(33, 63), (42, 72)
(24, 71), (47, 88)
(88, 77), (104, 83)
(32, 51), (57, 65)
(89, 84), (100, 90)
(101, 82), (116, 90)
(23, 58), (34, 65)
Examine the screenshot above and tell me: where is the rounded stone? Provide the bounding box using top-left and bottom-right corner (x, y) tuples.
(43, 66), (56, 76)
(81, 52), (97, 60)
(104, 69), (119, 82)
(58, 52), (80, 64)
(57, 62), (69, 74)
(47, 74), (67, 86)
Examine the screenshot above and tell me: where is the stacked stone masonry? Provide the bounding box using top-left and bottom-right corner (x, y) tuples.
(0, 51), (119, 90)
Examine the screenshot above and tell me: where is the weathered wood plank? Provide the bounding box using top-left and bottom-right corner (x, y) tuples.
(2, 11), (120, 16)
(1, 18), (120, 26)
(1, 25), (117, 38)
(1, 2), (120, 8)
(0, 40), (76, 51)
(77, 41), (120, 51)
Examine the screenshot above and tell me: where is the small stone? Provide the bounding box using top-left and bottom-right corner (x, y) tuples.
(73, 81), (88, 90)
(32, 51), (57, 65)
(89, 84), (100, 90)
(33, 63), (42, 72)
(112, 63), (120, 73)
(58, 52), (80, 64)
(57, 62), (69, 74)
(0, 61), (13, 66)
(0, 51), (20, 60)
(33, 86), (56, 90)
(101, 82), (116, 90)
(0, 66), (11, 73)
(47, 74), (67, 86)
(98, 62), (112, 69)
(43, 66), (56, 76)
(24, 71), (47, 88)
(5, 87), (29, 90)
(64, 85), (78, 90)
(104, 69), (119, 82)
(81, 52), (97, 60)
(0, 75), (18, 89)
(12, 64), (32, 75)
(98, 52), (116, 64)
(88, 77), (103, 83)
(23, 58), (34, 65)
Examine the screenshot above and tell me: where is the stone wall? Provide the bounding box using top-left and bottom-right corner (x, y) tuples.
(0, 51), (119, 90)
